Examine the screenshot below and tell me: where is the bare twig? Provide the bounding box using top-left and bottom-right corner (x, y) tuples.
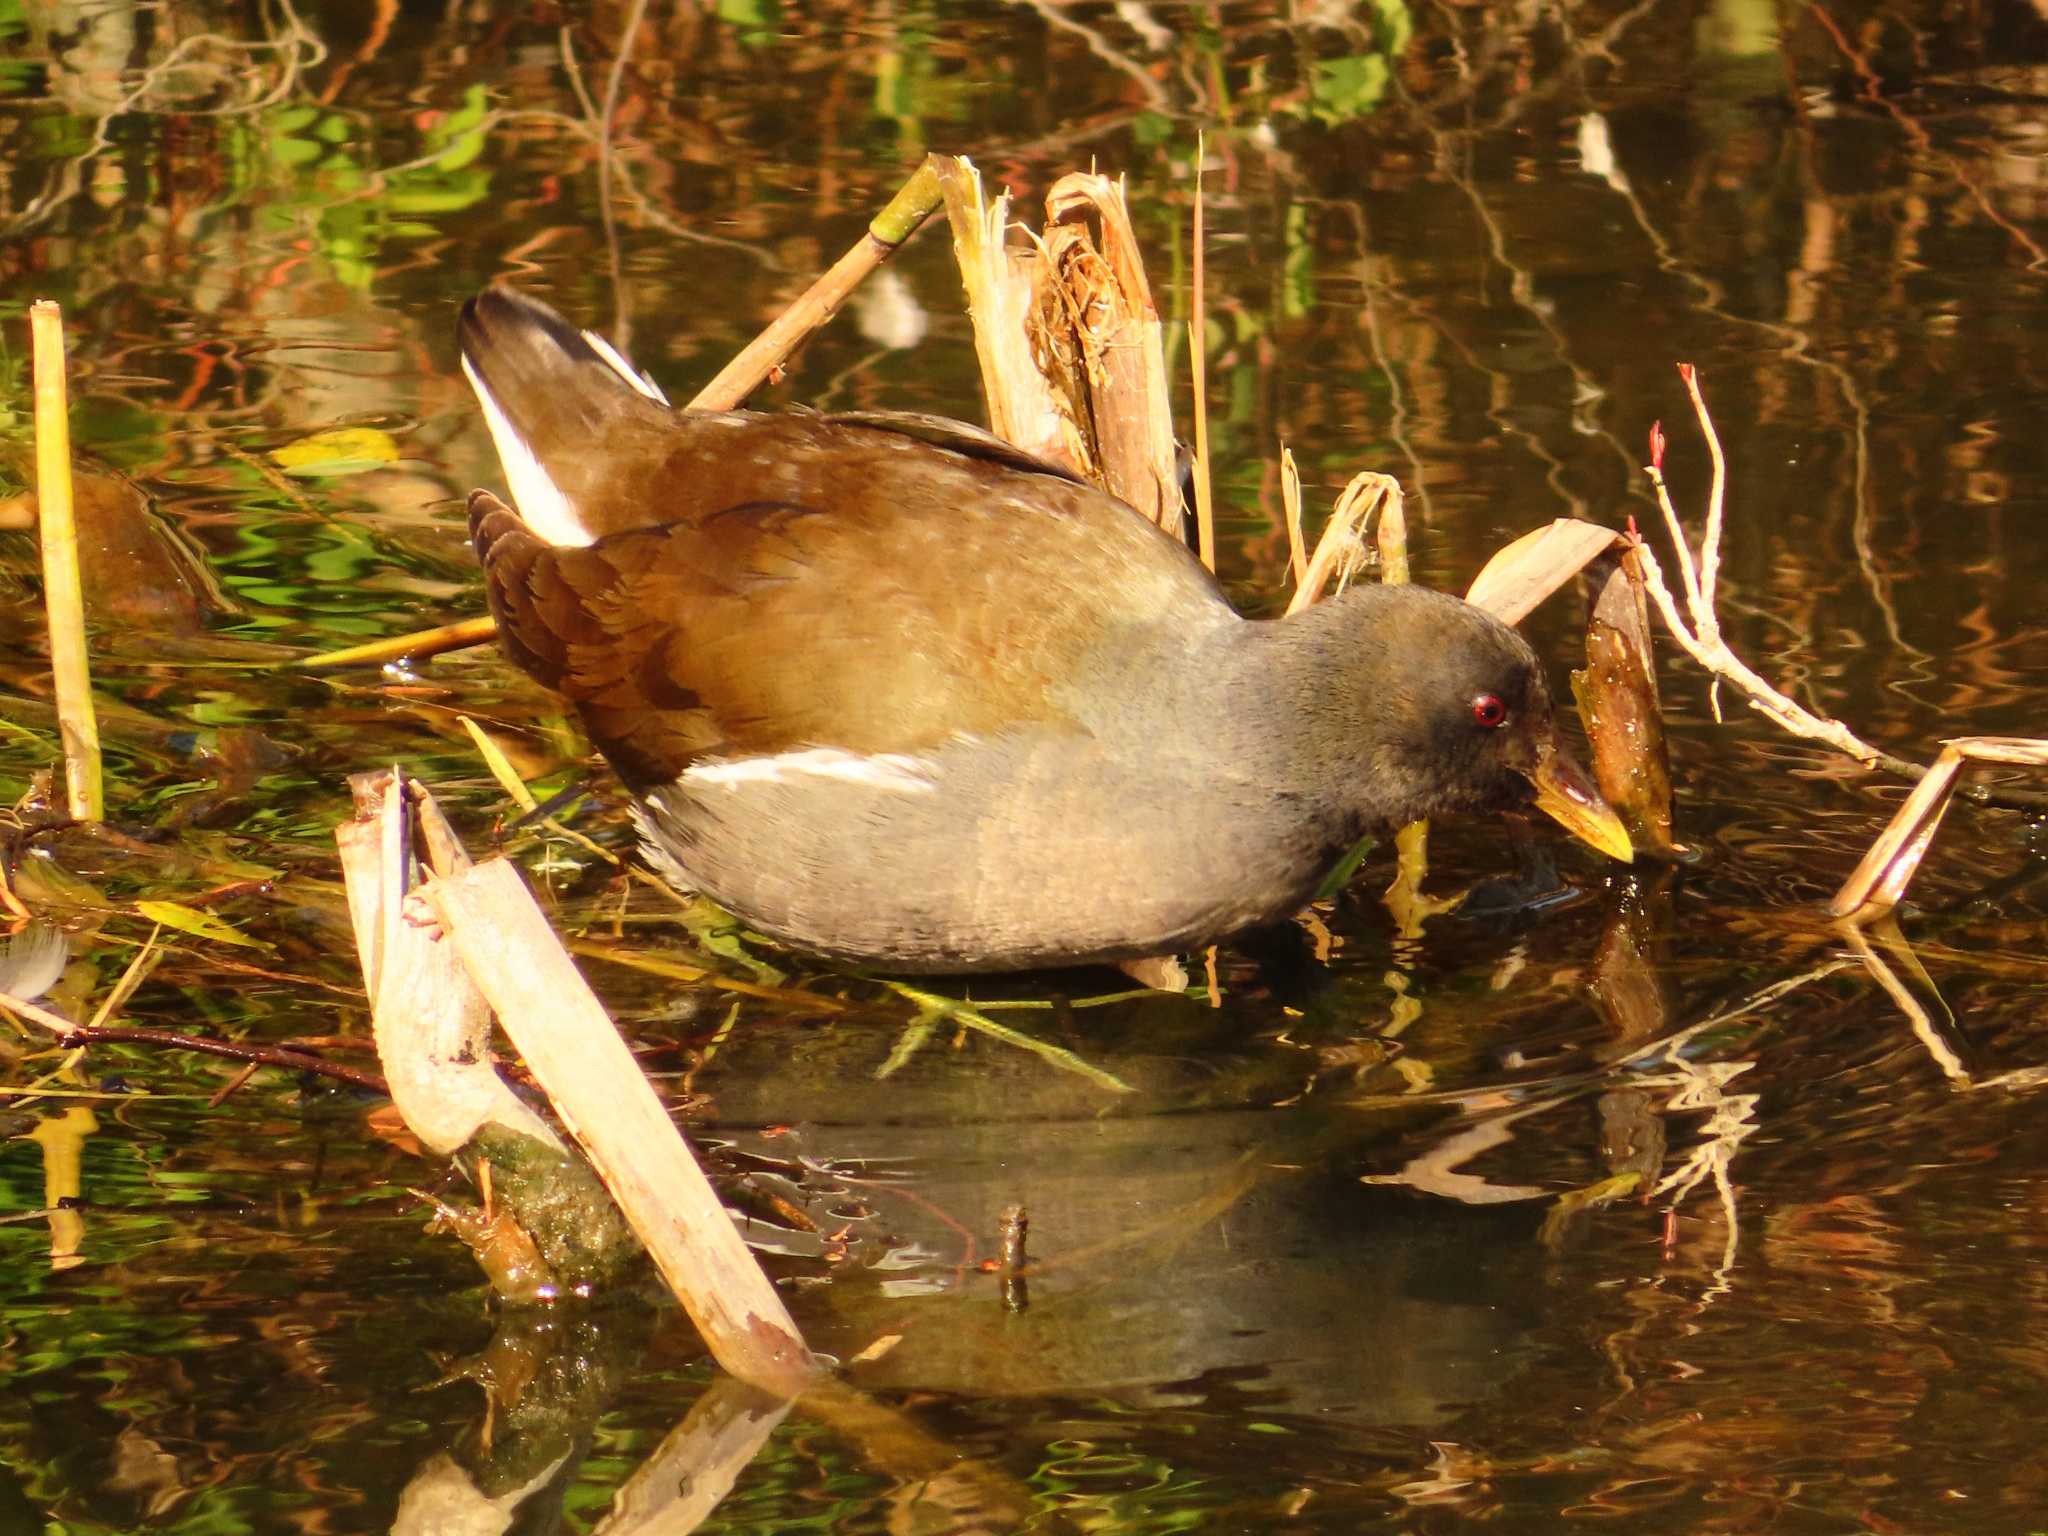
(1639, 371), (1898, 772)
(1638, 371), (2048, 816)
(0, 980), (389, 1092)
(1680, 368), (1727, 625)
(59, 1026), (386, 1091)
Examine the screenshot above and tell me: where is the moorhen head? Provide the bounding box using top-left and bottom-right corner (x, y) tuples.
(458, 286), (1629, 974)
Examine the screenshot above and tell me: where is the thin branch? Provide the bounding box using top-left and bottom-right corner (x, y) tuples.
(0, 985), (388, 1092)
(1680, 365), (1727, 632)
(1637, 370), (2048, 814)
(60, 1026), (388, 1092)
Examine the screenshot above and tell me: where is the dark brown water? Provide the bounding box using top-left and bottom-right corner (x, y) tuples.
(3, 1), (2048, 1530)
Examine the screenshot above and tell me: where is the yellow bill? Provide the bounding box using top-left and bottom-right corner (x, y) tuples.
(1524, 741), (1634, 863)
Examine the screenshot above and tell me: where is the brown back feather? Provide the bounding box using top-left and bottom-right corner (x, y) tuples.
(469, 411), (1232, 789)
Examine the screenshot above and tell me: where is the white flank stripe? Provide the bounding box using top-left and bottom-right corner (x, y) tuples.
(461, 353), (592, 547)
(683, 747), (936, 794)
(580, 328), (670, 404)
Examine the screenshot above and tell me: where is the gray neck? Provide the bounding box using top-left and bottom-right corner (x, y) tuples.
(1052, 590), (1410, 838)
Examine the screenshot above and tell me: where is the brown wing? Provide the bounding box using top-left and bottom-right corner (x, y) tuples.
(470, 412), (1230, 791)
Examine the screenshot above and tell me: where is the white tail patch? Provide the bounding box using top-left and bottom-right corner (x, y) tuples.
(682, 747), (936, 794)
(580, 328), (670, 404)
(461, 353), (593, 547)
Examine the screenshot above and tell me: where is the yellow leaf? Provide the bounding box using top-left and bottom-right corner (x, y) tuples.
(135, 900), (269, 950)
(460, 716), (540, 813)
(270, 427), (400, 477)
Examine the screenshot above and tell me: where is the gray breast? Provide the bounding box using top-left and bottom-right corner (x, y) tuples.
(633, 731), (1339, 972)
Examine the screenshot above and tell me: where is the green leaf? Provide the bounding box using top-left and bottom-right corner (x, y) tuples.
(881, 982), (1133, 1094)
(425, 83), (490, 171)
(270, 136), (324, 169)
(875, 1011), (938, 1080)
(1310, 54), (1391, 125)
(135, 902), (269, 951)
(1313, 833), (1376, 901)
(381, 168), (492, 216)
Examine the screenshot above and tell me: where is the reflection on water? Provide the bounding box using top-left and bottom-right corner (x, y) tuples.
(2, 0), (2048, 1531)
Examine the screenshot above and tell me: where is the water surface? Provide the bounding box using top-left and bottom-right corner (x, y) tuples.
(2, 1), (2047, 1531)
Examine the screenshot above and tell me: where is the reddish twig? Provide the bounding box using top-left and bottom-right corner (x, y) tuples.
(58, 1025), (388, 1092)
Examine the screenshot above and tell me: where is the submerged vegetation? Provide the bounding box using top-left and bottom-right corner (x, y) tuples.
(0, 0), (2045, 1531)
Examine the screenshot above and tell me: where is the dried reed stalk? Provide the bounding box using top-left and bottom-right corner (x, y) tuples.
(1285, 471), (1405, 616)
(935, 155), (1083, 471)
(1186, 140), (1215, 567)
(30, 302), (101, 821)
(1279, 447), (1308, 586)
(1828, 736), (2048, 920)
(1038, 171), (1184, 538)
(302, 615), (498, 672)
(425, 857), (818, 1397)
(1463, 517), (1620, 624)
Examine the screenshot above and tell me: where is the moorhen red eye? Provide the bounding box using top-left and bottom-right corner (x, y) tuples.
(458, 286), (1630, 974)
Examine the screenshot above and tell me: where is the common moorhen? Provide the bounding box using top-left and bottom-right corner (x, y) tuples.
(458, 286), (1629, 973)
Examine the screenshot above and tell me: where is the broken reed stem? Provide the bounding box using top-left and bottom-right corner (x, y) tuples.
(1828, 735), (2048, 919)
(429, 860), (818, 1396)
(1188, 135), (1216, 572)
(1037, 170), (1185, 536)
(1286, 471), (1403, 617)
(939, 156), (1075, 468)
(1373, 476), (1410, 586)
(0, 986), (91, 1038)
(30, 302), (102, 822)
(690, 158), (944, 413)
